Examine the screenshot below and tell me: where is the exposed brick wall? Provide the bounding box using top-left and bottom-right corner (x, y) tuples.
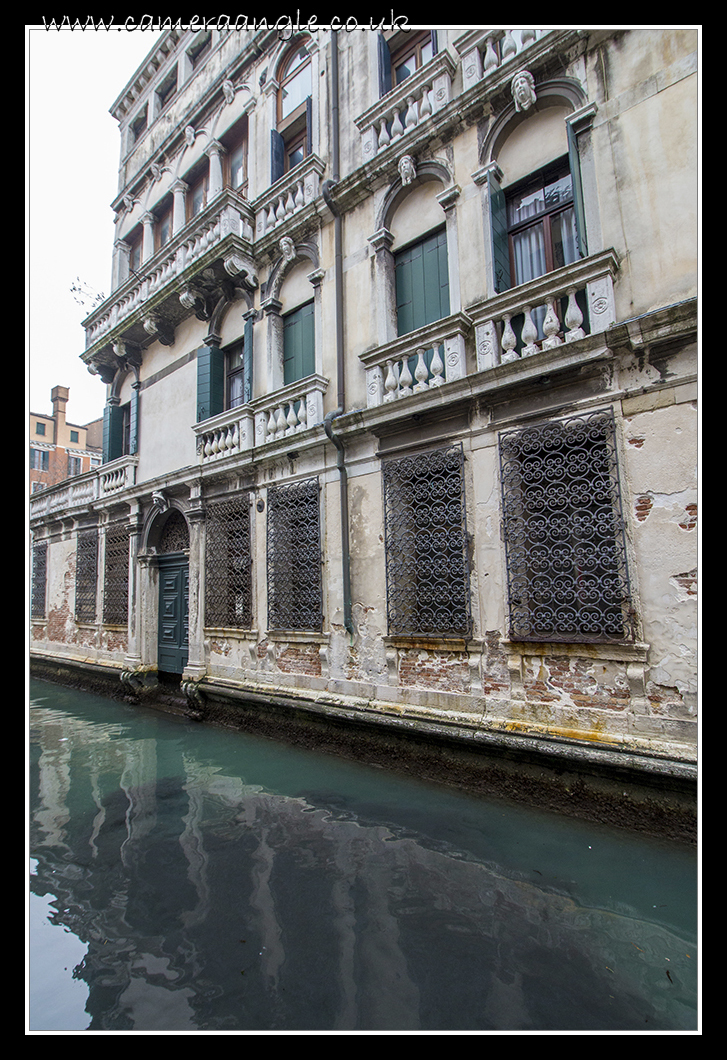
(635, 494), (653, 522)
(276, 644), (322, 677)
(523, 656), (631, 711)
(398, 649), (471, 693)
(678, 503), (697, 531)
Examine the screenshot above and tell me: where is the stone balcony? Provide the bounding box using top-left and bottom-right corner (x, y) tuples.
(193, 373), (329, 466)
(360, 250), (619, 409)
(29, 455), (138, 523)
(355, 50), (458, 164)
(82, 189), (258, 373)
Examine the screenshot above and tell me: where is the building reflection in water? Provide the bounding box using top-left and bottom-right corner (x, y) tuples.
(29, 684), (698, 1032)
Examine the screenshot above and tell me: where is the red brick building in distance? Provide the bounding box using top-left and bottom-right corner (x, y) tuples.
(30, 386), (103, 494)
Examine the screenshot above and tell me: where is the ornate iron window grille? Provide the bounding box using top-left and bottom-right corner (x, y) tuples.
(103, 522), (130, 625)
(267, 478), (323, 631)
(31, 542), (47, 619)
(498, 408), (634, 643)
(205, 498), (252, 628)
(158, 509), (190, 553)
(75, 529), (99, 623)
(382, 444), (472, 638)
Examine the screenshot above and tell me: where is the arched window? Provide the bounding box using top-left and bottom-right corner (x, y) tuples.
(272, 43), (312, 182)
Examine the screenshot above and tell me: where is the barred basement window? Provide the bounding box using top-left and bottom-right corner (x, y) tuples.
(205, 498), (252, 628)
(75, 529), (99, 623)
(267, 478), (322, 631)
(103, 523), (129, 624)
(31, 542), (47, 619)
(382, 444), (472, 637)
(498, 409), (634, 643)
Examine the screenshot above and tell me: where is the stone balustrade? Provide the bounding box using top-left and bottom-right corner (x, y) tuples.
(355, 51), (457, 162)
(29, 455), (138, 521)
(361, 312), (472, 408)
(254, 155), (325, 238)
(468, 250), (619, 371)
(193, 374), (328, 466)
(456, 28), (545, 92)
(84, 191), (254, 351)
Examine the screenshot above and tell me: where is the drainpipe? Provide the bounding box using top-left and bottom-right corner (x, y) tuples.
(322, 28), (354, 638)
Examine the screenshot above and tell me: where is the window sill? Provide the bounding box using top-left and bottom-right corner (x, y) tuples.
(501, 640), (649, 662)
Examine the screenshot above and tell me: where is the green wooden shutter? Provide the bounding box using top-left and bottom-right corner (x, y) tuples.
(196, 346), (225, 422)
(378, 33), (392, 96)
(283, 302), (315, 384)
(566, 122), (588, 258)
(271, 128), (285, 185)
(395, 227), (449, 336)
(103, 403), (123, 463)
(489, 169), (511, 294)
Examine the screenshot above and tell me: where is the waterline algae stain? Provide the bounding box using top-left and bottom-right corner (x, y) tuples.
(29, 679), (698, 1032)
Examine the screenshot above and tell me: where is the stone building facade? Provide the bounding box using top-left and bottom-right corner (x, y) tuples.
(30, 386), (102, 494)
(30, 27), (698, 777)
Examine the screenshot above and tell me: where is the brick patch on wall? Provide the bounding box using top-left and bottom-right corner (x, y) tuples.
(678, 503), (697, 531)
(398, 650), (471, 693)
(277, 644), (322, 677)
(524, 656), (630, 711)
(635, 494), (653, 522)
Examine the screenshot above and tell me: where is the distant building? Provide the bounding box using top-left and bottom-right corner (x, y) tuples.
(29, 386), (102, 494)
(30, 27), (698, 781)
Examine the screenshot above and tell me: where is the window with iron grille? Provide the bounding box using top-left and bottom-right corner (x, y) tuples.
(205, 498), (252, 628)
(382, 444), (472, 637)
(267, 478), (322, 631)
(75, 529), (98, 623)
(31, 542), (47, 619)
(498, 409), (634, 643)
(103, 523), (129, 625)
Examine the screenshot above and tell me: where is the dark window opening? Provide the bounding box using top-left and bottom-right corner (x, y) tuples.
(382, 444), (471, 638)
(267, 478), (322, 631)
(205, 499), (252, 629)
(499, 409), (634, 643)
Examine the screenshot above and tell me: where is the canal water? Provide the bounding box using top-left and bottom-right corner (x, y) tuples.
(28, 678), (698, 1033)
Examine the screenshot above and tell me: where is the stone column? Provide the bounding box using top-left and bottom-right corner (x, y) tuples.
(141, 211), (155, 262)
(182, 483), (207, 682)
(368, 227), (396, 346)
(205, 140), (226, 200)
(171, 179), (188, 235)
(437, 184), (462, 313)
(124, 502), (144, 671)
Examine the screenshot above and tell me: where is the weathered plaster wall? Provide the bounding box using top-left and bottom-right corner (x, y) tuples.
(588, 29), (698, 318)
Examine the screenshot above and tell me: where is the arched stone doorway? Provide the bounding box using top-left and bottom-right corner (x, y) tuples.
(154, 509), (190, 674)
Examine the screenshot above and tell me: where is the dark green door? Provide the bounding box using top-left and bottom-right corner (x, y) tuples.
(158, 556), (189, 674)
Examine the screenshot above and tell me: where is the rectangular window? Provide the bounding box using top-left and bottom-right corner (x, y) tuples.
(75, 529), (98, 623)
(35, 422), (46, 436)
(283, 301), (315, 385)
(70, 430), (79, 443)
(156, 66), (177, 111)
(507, 159), (578, 286)
(103, 523), (129, 625)
(499, 409), (634, 643)
(30, 448), (49, 472)
(267, 478), (322, 631)
(205, 499), (252, 628)
(382, 444), (471, 638)
(31, 542), (47, 619)
(226, 340), (246, 408)
(187, 168), (209, 220)
(67, 455), (83, 477)
(155, 203), (173, 251)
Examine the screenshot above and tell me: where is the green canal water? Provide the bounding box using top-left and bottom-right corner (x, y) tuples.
(28, 678), (699, 1032)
